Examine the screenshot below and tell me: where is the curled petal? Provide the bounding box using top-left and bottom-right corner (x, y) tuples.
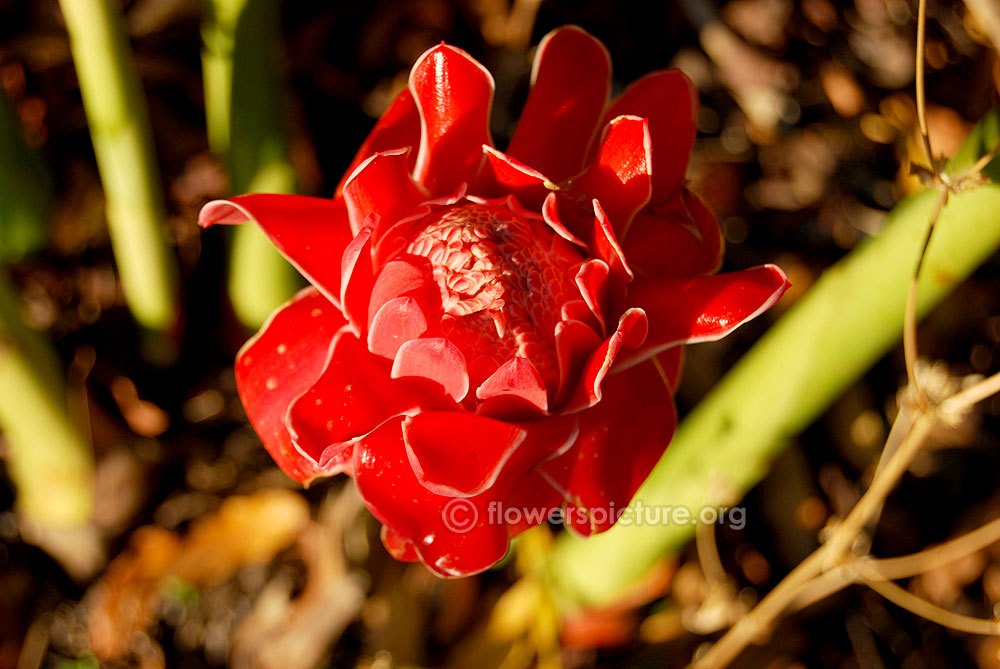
(366, 188), (475, 270)
(542, 192), (588, 248)
(352, 418), (515, 578)
(617, 264), (790, 369)
(335, 89), (421, 196)
(538, 359), (676, 535)
(473, 146), (553, 209)
(234, 288), (347, 484)
(602, 69), (698, 202)
(285, 328), (454, 466)
(340, 221), (376, 335)
(554, 319), (603, 406)
(476, 356), (549, 413)
(367, 296), (429, 360)
(623, 189), (724, 278)
(570, 115), (652, 239)
(508, 26), (610, 182)
(199, 195), (353, 308)
(343, 149), (428, 235)
(560, 299), (602, 334)
(564, 308), (648, 412)
(391, 337), (470, 402)
(410, 44), (494, 195)
(574, 259), (610, 332)
(381, 525), (419, 563)
(403, 412), (527, 496)
(367, 257), (441, 327)
(592, 200), (634, 295)
(353, 415), (579, 577)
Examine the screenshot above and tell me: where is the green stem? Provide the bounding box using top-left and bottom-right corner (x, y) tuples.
(0, 87), (52, 262)
(546, 109), (1000, 610)
(202, 0), (299, 328)
(0, 275), (94, 525)
(59, 0), (178, 332)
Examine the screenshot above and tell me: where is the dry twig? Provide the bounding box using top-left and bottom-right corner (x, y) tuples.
(687, 1), (1000, 665)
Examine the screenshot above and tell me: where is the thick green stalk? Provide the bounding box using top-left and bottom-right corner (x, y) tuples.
(0, 275), (94, 525)
(0, 74), (93, 527)
(0, 87), (52, 262)
(547, 111), (1000, 609)
(59, 0), (178, 331)
(202, 0), (299, 328)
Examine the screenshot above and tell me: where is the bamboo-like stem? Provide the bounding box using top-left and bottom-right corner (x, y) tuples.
(0, 87), (52, 262)
(0, 84), (94, 528)
(58, 0), (178, 332)
(202, 0), (299, 328)
(0, 275), (94, 526)
(546, 110), (1000, 610)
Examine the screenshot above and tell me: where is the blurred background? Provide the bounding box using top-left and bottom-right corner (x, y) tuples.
(1, 0), (1000, 667)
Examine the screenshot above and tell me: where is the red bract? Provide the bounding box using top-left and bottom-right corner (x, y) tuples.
(199, 27), (789, 577)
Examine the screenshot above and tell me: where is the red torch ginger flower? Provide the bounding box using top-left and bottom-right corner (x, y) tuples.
(199, 27), (789, 577)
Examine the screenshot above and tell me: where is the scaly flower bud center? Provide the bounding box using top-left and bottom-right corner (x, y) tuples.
(405, 202), (584, 390)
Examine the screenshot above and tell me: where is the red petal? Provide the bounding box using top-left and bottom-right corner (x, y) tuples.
(199, 195), (353, 308)
(340, 221), (375, 335)
(335, 89), (421, 196)
(352, 418), (512, 577)
(343, 149), (428, 235)
(592, 200), (634, 292)
(367, 296), (429, 360)
(367, 257), (441, 328)
(542, 192), (588, 248)
(655, 347), (684, 393)
(504, 470), (564, 536)
(234, 287), (346, 484)
(476, 356), (549, 413)
(570, 116), (652, 240)
(381, 525), (419, 562)
(602, 70), (698, 202)
(353, 414), (579, 576)
(391, 337), (470, 402)
(540, 360), (676, 535)
(472, 146), (552, 209)
(574, 259), (610, 332)
(370, 184), (472, 268)
(285, 328), (453, 465)
(554, 319), (603, 406)
(564, 308), (648, 412)
(560, 299), (602, 334)
(507, 26), (610, 182)
(403, 412), (527, 496)
(409, 44), (494, 195)
(623, 189), (724, 278)
(617, 264), (790, 369)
